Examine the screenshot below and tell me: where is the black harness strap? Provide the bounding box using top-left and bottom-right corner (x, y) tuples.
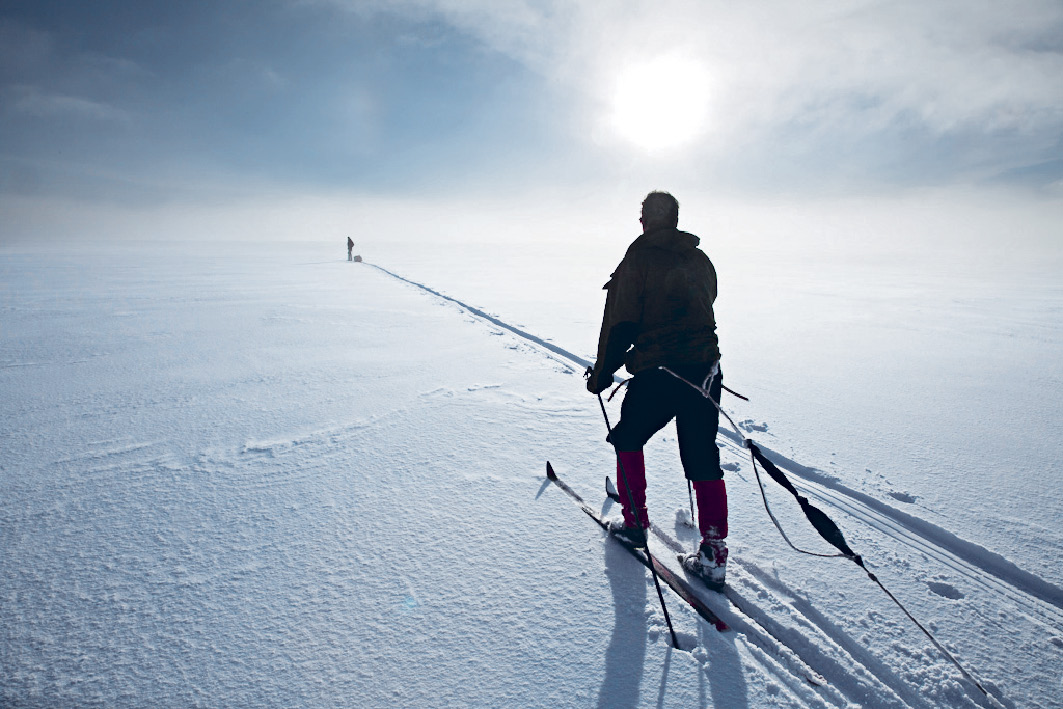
(746, 441), (855, 560)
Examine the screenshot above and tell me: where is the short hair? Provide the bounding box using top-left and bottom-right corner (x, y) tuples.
(641, 191), (679, 229)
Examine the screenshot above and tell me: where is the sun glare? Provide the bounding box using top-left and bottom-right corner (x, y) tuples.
(609, 54), (711, 152)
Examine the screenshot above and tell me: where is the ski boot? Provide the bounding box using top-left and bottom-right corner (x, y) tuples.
(606, 518), (648, 548)
(681, 539), (728, 590)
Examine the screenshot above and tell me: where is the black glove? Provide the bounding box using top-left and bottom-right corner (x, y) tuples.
(585, 366), (613, 394)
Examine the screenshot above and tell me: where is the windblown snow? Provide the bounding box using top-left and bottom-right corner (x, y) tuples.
(2, 237), (1061, 708)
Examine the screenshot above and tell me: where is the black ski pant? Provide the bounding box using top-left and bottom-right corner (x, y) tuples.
(606, 363), (723, 482)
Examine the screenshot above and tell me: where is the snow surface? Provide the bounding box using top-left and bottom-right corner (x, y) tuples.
(2, 236), (1062, 708)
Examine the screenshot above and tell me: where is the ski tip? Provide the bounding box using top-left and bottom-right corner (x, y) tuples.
(546, 461), (557, 481)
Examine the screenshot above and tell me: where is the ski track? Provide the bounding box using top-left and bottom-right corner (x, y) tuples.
(723, 434), (1063, 616)
(736, 560), (948, 709)
(639, 509), (949, 709)
(558, 468), (846, 708)
(717, 436), (1063, 634)
(373, 262), (1060, 708)
(367, 263), (592, 375)
(671, 499), (1009, 708)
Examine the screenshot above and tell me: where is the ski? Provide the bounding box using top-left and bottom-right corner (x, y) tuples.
(547, 462), (730, 632)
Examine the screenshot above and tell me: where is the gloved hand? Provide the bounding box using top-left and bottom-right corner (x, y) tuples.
(585, 366), (613, 394)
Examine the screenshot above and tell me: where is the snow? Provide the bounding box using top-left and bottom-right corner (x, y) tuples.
(2, 226), (1062, 708)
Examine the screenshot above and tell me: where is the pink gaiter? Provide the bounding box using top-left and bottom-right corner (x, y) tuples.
(693, 479), (728, 541)
(616, 451), (649, 528)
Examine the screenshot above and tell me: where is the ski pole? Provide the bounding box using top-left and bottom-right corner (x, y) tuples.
(595, 389), (681, 649)
(686, 480), (696, 530)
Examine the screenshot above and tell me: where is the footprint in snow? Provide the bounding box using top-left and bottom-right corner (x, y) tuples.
(927, 581), (964, 600)
(466, 383), (502, 392)
(888, 491), (918, 503)
(738, 419), (768, 433)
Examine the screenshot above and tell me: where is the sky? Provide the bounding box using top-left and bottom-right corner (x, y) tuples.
(0, 0), (1062, 243)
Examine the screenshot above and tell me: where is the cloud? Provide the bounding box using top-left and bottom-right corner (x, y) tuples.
(10, 85), (132, 123)
(347, 0), (1063, 186)
(384, 0), (1063, 130)
(319, 0), (572, 66)
(3, 0), (1060, 212)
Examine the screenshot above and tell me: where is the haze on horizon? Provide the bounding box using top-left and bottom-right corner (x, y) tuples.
(0, 0), (1061, 247)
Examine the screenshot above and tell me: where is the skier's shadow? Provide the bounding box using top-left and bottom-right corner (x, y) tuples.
(594, 514), (749, 709)
(597, 538), (648, 709)
(698, 615), (748, 709)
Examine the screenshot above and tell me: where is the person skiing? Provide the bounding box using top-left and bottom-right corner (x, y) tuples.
(347, 236), (354, 262)
(586, 191), (729, 588)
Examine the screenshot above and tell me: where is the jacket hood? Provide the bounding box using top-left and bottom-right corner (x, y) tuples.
(634, 227), (700, 252)
(604, 227), (704, 289)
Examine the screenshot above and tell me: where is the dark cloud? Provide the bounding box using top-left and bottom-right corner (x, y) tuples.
(0, 1), (562, 203)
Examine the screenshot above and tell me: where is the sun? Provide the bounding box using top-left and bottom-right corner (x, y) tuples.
(608, 54), (712, 152)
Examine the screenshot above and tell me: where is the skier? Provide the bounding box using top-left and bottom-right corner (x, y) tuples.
(347, 236), (354, 262)
(586, 191), (729, 588)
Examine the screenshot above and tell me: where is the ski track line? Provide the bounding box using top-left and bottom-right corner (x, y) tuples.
(737, 559), (952, 709)
(570, 473), (849, 708)
(798, 472), (1061, 633)
(367, 260), (1063, 631)
(366, 263), (592, 372)
(647, 523), (929, 709)
(607, 482), (916, 708)
(718, 437), (1063, 633)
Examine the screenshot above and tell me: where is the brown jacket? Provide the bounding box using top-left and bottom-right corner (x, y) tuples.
(594, 227), (719, 379)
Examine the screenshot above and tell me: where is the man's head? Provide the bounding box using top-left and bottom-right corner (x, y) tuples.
(640, 191), (679, 233)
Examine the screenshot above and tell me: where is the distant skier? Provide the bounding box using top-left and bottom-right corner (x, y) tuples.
(347, 237), (354, 262)
(586, 191), (728, 588)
